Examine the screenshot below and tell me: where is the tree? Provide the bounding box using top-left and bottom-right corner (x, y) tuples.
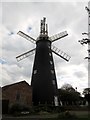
(58, 84), (81, 106)
(61, 84), (75, 92)
(83, 88), (90, 106)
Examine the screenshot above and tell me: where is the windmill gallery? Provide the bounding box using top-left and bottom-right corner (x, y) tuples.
(16, 17), (71, 106)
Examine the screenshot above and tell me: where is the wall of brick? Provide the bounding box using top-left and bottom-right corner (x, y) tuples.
(2, 81), (32, 107)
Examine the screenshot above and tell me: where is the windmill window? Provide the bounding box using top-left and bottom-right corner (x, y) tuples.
(52, 80), (55, 85)
(34, 70), (37, 74)
(50, 61), (53, 64)
(49, 53), (52, 56)
(48, 45), (50, 49)
(47, 42), (50, 45)
(51, 70), (54, 74)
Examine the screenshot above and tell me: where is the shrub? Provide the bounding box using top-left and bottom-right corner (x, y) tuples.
(58, 111), (77, 120)
(9, 103), (29, 115)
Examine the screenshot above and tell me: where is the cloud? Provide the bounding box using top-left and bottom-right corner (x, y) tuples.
(1, 2), (89, 94)
(0, 58), (7, 64)
(27, 27), (32, 33)
(1, 0), (89, 2)
(74, 71), (86, 78)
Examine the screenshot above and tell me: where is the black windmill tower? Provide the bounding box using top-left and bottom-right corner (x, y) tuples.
(16, 17), (71, 106)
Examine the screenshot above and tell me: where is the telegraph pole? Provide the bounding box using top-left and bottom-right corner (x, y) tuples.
(85, 3), (90, 62)
(85, 2), (90, 88)
(78, 2), (90, 88)
(78, 3), (90, 60)
(86, 2), (90, 88)
(88, 2), (90, 88)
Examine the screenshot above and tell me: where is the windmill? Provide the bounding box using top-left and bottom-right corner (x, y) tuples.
(16, 17), (71, 106)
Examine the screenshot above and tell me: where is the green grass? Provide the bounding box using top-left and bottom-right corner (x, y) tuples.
(2, 111), (90, 120)
(57, 111), (89, 120)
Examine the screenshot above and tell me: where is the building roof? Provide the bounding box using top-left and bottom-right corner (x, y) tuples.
(2, 80), (31, 90)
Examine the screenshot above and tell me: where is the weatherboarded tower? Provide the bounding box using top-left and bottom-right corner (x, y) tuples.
(16, 17), (70, 106)
(31, 18), (58, 106)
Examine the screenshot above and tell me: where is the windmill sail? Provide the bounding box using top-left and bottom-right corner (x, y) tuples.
(16, 48), (36, 62)
(51, 45), (71, 62)
(49, 31), (68, 42)
(17, 31), (36, 44)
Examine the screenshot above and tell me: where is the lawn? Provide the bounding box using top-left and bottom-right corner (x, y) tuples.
(56, 111), (89, 120)
(2, 111), (90, 120)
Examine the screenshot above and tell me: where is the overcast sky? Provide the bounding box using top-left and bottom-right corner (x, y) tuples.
(1, 0), (89, 94)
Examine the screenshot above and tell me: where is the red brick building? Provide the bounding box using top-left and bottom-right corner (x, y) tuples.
(2, 81), (32, 107)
